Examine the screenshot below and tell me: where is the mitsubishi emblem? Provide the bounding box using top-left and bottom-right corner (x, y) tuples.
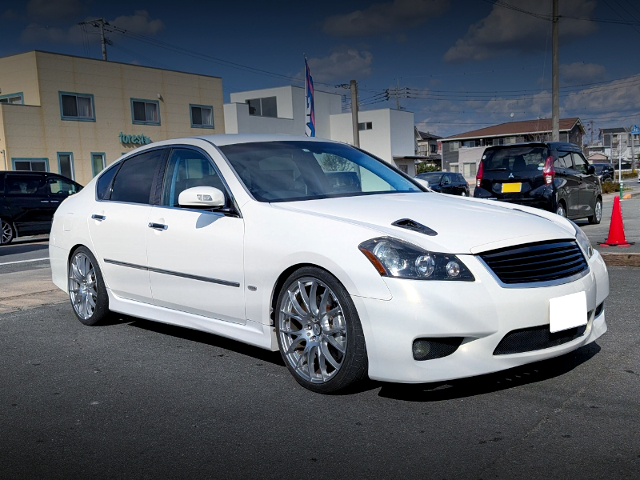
(508, 173), (514, 178)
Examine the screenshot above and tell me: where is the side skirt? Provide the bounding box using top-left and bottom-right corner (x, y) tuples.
(107, 289), (278, 351)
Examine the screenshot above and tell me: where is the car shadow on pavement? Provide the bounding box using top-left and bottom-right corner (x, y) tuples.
(377, 342), (601, 402)
(120, 316), (286, 366)
(0, 243), (49, 255)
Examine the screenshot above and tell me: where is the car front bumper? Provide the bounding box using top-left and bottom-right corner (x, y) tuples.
(353, 250), (609, 383)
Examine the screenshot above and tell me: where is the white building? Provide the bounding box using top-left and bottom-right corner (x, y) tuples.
(224, 86), (417, 175)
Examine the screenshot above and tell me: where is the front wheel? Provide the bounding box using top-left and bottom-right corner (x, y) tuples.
(69, 247), (110, 326)
(556, 202), (567, 218)
(589, 198), (602, 225)
(275, 267), (368, 393)
(1, 219), (14, 245)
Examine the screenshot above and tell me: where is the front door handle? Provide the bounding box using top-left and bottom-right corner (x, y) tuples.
(91, 214), (106, 221)
(40, 200), (50, 203)
(148, 222), (168, 230)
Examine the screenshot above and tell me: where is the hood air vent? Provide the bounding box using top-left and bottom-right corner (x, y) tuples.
(392, 218), (438, 236)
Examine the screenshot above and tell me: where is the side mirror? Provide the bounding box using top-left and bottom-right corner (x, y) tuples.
(415, 178), (430, 189)
(587, 165), (595, 175)
(178, 186), (225, 208)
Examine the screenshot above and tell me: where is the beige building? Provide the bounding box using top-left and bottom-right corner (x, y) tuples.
(0, 51), (224, 185)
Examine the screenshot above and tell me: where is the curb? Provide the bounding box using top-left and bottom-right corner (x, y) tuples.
(600, 252), (640, 267)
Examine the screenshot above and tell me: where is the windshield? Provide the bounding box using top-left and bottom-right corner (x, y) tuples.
(416, 172), (443, 184)
(482, 146), (549, 173)
(219, 141), (422, 202)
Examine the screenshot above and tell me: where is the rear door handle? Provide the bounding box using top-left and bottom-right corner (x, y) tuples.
(91, 214), (106, 221)
(148, 222), (168, 230)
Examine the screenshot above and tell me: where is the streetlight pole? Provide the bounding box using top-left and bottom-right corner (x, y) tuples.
(552, 0), (559, 142)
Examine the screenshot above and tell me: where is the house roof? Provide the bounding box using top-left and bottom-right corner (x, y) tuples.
(442, 117), (583, 141)
(601, 127), (627, 134)
(417, 131), (442, 141)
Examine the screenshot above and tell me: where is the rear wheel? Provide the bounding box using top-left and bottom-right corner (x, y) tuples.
(275, 267), (368, 393)
(68, 247), (110, 326)
(555, 202), (567, 218)
(1, 219), (14, 245)
(589, 198), (602, 224)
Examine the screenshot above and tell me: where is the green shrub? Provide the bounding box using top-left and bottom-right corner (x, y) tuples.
(601, 182), (620, 194)
(416, 162), (440, 174)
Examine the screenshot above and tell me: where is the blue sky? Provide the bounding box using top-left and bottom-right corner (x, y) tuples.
(1, 0), (640, 139)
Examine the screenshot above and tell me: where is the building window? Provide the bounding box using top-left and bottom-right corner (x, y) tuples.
(451, 141), (460, 151)
(131, 99), (160, 125)
(449, 164), (459, 173)
(59, 92), (95, 121)
(247, 97), (277, 117)
(0, 92), (24, 104)
(91, 153), (106, 177)
(398, 164), (408, 173)
(57, 152), (75, 180)
(190, 104), (214, 128)
(358, 122), (373, 131)
(430, 144), (437, 154)
(12, 158), (49, 172)
(463, 162), (477, 178)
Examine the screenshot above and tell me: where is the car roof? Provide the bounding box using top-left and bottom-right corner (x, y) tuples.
(484, 141), (581, 152)
(145, 134), (335, 149)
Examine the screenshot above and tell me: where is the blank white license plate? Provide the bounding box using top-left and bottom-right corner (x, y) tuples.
(549, 291), (588, 333)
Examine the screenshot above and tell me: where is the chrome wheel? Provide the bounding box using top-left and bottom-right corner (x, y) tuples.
(556, 203), (566, 218)
(69, 252), (98, 320)
(1, 220), (13, 245)
(278, 277), (347, 384)
(595, 200), (602, 223)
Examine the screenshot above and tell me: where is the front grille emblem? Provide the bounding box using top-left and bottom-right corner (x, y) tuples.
(508, 173), (514, 178)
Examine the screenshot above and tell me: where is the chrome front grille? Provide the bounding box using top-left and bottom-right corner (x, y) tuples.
(479, 240), (588, 285)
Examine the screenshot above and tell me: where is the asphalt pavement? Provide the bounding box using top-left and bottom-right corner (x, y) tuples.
(0, 267), (639, 479)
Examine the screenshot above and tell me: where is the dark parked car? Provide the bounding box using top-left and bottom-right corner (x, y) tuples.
(1, 171), (82, 244)
(592, 163), (614, 183)
(474, 142), (602, 224)
(415, 171), (470, 196)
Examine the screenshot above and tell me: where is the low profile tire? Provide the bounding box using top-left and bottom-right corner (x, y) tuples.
(589, 198), (603, 225)
(68, 246), (110, 326)
(555, 202), (567, 218)
(275, 266), (368, 393)
(1, 219), (14, 245)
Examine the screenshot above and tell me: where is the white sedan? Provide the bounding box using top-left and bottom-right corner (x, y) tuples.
(50, 135), (609, 393)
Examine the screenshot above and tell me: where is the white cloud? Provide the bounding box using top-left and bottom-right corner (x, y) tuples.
(20, 10), (164, 44)
(444, 0), (598, 63)
(306, 48), (374, 82)
(563, 74), (640, 115)
(560, 62), (606, 84)
(111, 10), (164, 35)
(27, 0), (85, 21)
(323, 0), (450, 37)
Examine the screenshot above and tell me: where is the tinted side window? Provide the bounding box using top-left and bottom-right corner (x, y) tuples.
(555, 151), (572, 169)
(47, 176), (78, 195)
(110, 150), (164, 204)
(572, 153), (588, 175)
(96, 163), (120, 200)
(161, 148), (226, 207)
(5, 175), (47, 195)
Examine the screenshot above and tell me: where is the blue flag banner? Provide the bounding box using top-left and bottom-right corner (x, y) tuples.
(305, 58), (315, 137)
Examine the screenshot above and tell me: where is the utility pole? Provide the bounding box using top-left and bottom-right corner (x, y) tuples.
(552, 0), (559, 141)
(79, 18), (110, 61)
(350, 80), (360, 148)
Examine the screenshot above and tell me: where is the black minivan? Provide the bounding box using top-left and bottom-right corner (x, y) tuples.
(1, 171), (82, 244)
(473, 142), (602, 224)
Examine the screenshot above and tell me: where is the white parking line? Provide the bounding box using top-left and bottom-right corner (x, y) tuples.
(0, 257), (49, 266)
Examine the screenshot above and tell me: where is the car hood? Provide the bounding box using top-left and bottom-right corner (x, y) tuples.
(274, 192), (576, 254)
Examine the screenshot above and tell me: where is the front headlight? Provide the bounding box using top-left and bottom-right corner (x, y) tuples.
(358, 237), (475, 281)
(570, 220), (593, 259)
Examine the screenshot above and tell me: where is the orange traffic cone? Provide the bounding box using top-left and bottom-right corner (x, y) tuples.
(600, 196), (633, 247)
